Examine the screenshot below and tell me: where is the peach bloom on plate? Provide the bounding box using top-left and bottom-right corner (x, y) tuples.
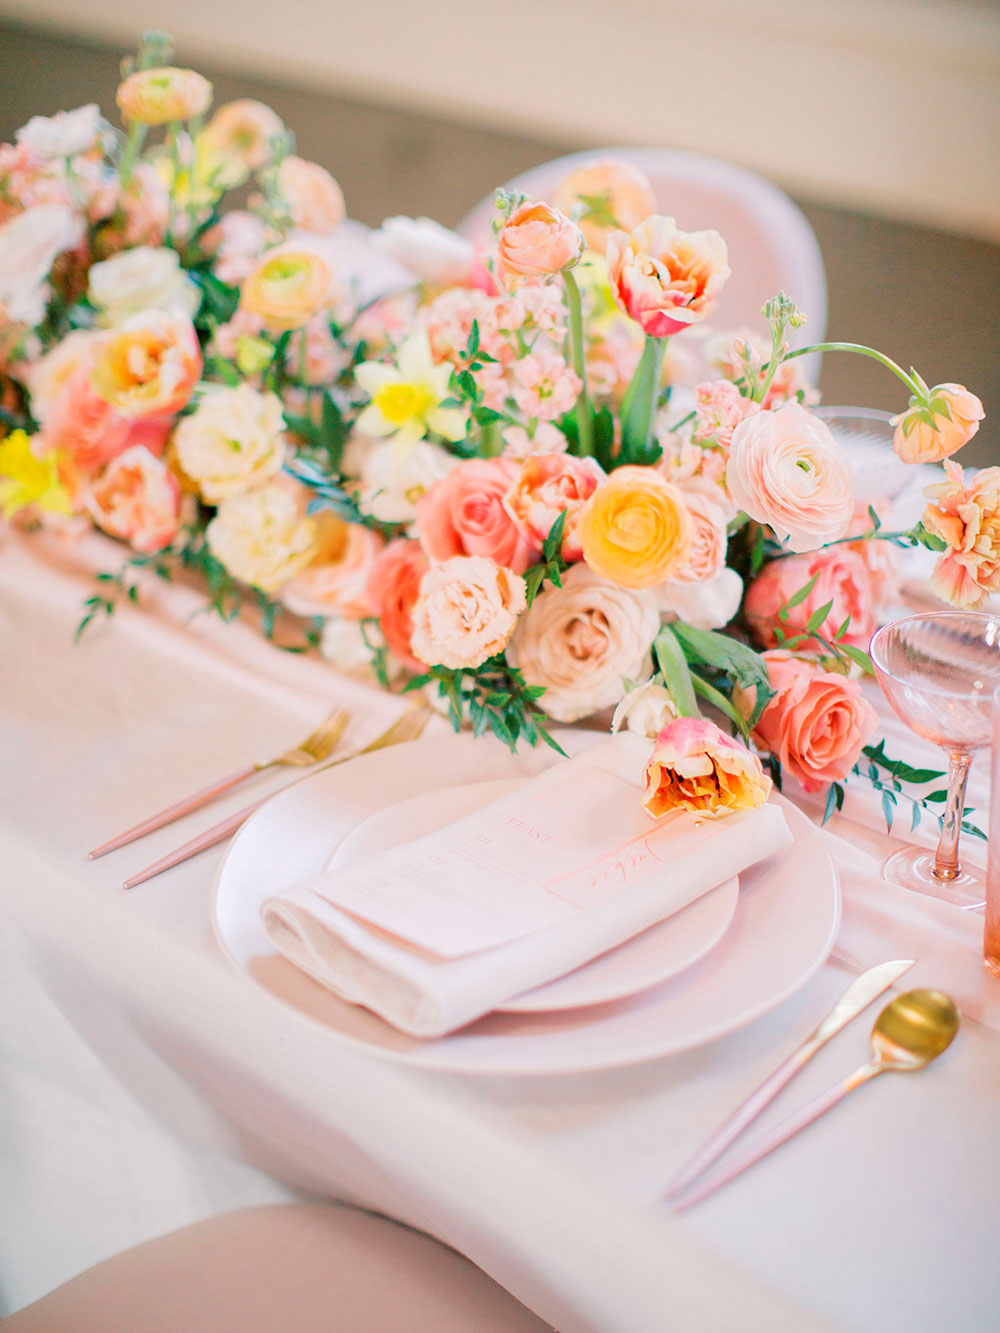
(281, 514), (383, 620)
(727, 404), (854, 552)
(922, 461), (1000, 610)
(416, 456), (539, 574)
(736, 650), (879, 794)
(642, 717), (771, 816)
(743, 548), (877, 651)
(551, 157), (656, 250)
(578, 465), (693, 589)
(892, 384), (984, 465)
(81, 445), (183, 553)
(410, 555), (527, 670)
(365, 537), (430, 670)
(90, 311), (202, 418)
(503, 452), (605, 560)
(277, 156), (345, 234)
(495, 202), (584, 288)
(606, 216), (730, 338)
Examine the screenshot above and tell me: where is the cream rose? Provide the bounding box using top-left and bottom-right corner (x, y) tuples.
(0, 204), (84, 326)
(410, 555), (527, 670)
(206, 481), (317, 592)
(507, 562), (660, 722)
(87, 246), (201, 326)
(658, 567), (743, 630)
(173, 384), (286, 501)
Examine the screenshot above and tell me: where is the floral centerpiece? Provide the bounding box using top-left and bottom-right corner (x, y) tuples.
(1, 33), (993, 825)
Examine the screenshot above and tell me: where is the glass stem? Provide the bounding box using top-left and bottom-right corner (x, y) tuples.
(933, 750), (972, 881)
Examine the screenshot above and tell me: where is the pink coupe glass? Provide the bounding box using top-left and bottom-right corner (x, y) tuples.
(870, 611), (1000, 908)
(984, 685), (1000, 976)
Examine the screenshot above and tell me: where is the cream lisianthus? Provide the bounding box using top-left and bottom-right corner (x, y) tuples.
(87, 246), (201, 326)
(173, 384), (286, 501)
(354, 330), (467, 449)
(206, 481), (317, 592)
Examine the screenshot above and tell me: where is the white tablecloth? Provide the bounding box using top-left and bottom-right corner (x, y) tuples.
(2, 527), (998, 1333)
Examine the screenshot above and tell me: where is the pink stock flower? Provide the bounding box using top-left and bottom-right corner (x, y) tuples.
(421, 286), (516, 367)
(410, 555), (527, 670)
(365, 537), (430, 669)
(42, 359), (171, 474)
(495, 202), (584, 288)
(607, 216), (730, 338)
(501, 422), (568, 460)
(518, 282), (568, 339)
(692, 380), (760, 448)
(739, 650), (878, 794)
(511, 347), (582, 421)
(551, 157), (656, 250)
(416, 457), (539, 574)
(204, 210), (271, 285)
(642, 717), (771, 816)
(922, 461), (1000, 610)
(743, 548), (877, 652)
(503, 452), (606, 560)
(892, 384), (985, 464)
(81, 445), (182, 552)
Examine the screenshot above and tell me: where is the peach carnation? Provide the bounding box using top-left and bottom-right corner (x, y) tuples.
(578, 465), (693, 588)
(922, 461), (1000, 610)
(892, 384), (984, 465)
(206, 481), (317, 593)
(172, 384), (286, 501)
(606, 216), (730, 338)
(90, 311), (202, 418)
(504, 453), (605, 561)
(642, 717), (771, 816)
(495, 202), (584, 289)
(410, 555), (527, 670)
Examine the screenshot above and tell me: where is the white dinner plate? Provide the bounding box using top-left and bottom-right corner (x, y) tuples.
(322, 777), (740, 1013)
(212, 731), (840, 1075)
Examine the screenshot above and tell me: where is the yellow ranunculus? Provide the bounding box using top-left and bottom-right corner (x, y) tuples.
(578, 465), (693, 588)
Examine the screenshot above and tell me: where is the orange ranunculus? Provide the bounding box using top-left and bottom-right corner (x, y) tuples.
(551, 158), (656, 250)
(240, 244), (336, 331)
(200, 99), (284, 172)
(922, 461), (1000, 610)
(116, 67), (213, 126)
(495, 202), (584, 288)
(90, 311), (201, 418)
(277, 156), (345, 234)
(892, 384), (984, 464)
(606, 216), (729, 338)
(578, 465), (693, 588)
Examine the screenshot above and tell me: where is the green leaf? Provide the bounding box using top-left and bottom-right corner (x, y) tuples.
(690, 673), (749, 738)
(669, 622), (774, 729)
(910, 802), (922, 833)
(465, 319), (480, 360)
(881, 789), (896, 832)
(653, 625), (699, 718)
(778, 572), (819, 620)
(804, 599), (834, 635)
(838, 643), (877, 675)
(542, 510), (568, 565)
(195, 271), (240, 324)
(822, 781), (845, 825)
(924, 789), (948, 803)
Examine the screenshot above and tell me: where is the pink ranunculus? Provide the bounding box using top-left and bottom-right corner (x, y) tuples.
(365, 537), (430, 670)
(741, 650), (879, 794)
(42, 359), (171, 474)
(671, 486), (729, 583)
(892, 384), (984, 465)
(642, 717), (771, 816)
(503, 452), (605, 561)
(281, 515), (384, 619)
(495, 202), (584, 288)
(743, 548), (877, 652)
(692, 379), (760, 449)
(277, 156), (345, 234)
(606, 216), (730, 339)
(416, 457), (539, 574)
(81, 445), (182, 552)
(511, 347), (582, 422)
(727, 404), (854, 552)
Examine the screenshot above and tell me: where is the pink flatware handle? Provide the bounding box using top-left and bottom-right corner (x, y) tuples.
(90, 764), (264, 859)
(122, 792), (269, 889)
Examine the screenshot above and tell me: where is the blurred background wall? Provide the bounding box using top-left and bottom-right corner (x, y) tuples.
(1, 3), (997, 464)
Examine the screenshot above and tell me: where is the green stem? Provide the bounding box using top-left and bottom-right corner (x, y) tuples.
(562, 269), (593, 456)
(117, 121), (147, 190)
(620, 335), (666, 462)
(782, 342), (922, 397)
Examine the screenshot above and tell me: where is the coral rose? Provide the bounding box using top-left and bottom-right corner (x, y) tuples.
(81, 445), (182, 553)
(922, 461), (1000, 610)
(507, 562), (660, 722)
(738, 650), (879, 794)
(42, 359), (171, 474)
(606, 216), (730, 338)
(281, 515), (383, 619)
(116, 67), (212, 125)
(91, 311), (202, 418)
(173, 384), (286, 501)
(642, 717), (771, 816)
(578, 465), (693, 588)
(743, 548), (877, 651)
(551, 158), (656, 250)
(503, 453), (605, 561)
(241, 244), (336, 331)
(410, 555), (527, 670)
(892, 384), (985, 464)
(277, 156), (345, 234)
(206, 481), (317, 592)
(416, 457), (539, 574)
(727, 404), (854, 552)
(366, 537), (430, 670)
(495, 202), (584, 289)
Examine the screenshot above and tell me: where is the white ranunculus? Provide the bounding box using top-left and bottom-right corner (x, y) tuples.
(358, 437), (458, 525)
(659, 567), (743, 630)
(372, 216), (477, 285)
(87, 246), (201, 326)
(0, 204), (84, 326)
(16, 104), (106, 158)
(173, 384), (286, 502)
(507, 563), (660, 723)
(206, 482), (316, 592)
(610, 677), (677, 738)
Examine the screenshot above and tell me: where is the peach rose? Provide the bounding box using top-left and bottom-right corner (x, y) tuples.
(90, 311), (202, 418)
(892, 384), (984, 465)
(277, 156), (345, 234)
(240, 244), (336, 331)
(551, 158), (656, 250)
(416, 457), (539, 574)
(503, 453), (605, 560)
(738, 650), (878, 794)
(410, 555), (527, 670)
(672, 486), (729, 583)
(495, 202), (584, 288)
(606, 216), (730, 338)
(507, 562), (660, 722)
(206, 480), (317, 592)
(201, 99), (284, 173)
(42, 359), (171, 474)
(727, 404), (854, 552)
(116, 67), (213, 125)
(743, 548), (877, 651)
(922, 461), (1000, 610)
(81, 444), (182, 553)
(578, 465), (693, 588)
(24, 328), (106, 424)
(642, 717), (771, 816)
(366, 537), (430, 670)
(281, 514), (383, 619)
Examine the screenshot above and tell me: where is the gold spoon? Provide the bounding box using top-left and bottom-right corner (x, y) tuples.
(672, 989), (960, 1211)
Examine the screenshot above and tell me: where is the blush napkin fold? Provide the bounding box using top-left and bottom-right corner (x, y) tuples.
(261, 739), (792, 1037)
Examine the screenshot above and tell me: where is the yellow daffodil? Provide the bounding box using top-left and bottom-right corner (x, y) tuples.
(0, 430), (72, 519)
(354, 329), (467, 450)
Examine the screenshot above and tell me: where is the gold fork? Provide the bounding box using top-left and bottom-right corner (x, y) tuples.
(121, 705), (431, 889)
(90, 707), (351, 860)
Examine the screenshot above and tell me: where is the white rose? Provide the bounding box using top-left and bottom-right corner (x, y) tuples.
(206, 482), (316, 592)
(610, 677), (677, 738)
(0, 204), (84, 326)
(319, 617), (384, 678)
(174, 384), (286, 501)
(16, 104), (106, 158)
(358, 437), (458, 524)
(87, 246), (201, 326)
(658, 567), (743, 630)
(373, 216), (476, 286)
(507, 563), (660, 723)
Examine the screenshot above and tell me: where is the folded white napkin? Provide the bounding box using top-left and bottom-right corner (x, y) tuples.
(261, 736), (792, 1037)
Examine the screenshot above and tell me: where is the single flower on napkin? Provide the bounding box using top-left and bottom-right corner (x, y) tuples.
(642, 717), (771, 816)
